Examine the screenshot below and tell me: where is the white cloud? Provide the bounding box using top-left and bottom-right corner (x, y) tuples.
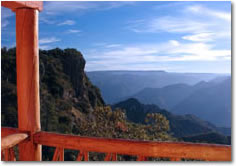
(186, 5), (231, 22)
(85, 61), (173, 71)
(43, 2), (95, 15)
(1, 20), (9, 28)
(39, 45), (51, 50)
(86, 41), (231, 68)
(85, 40), (231, 71)
(150, 17), (209, 33)
(58, 20), (75, 26)
(169, 40), (180, 46)
(1, 7), (14, 29)
(39, 37), (60, 44)
(67, 29), (81, 33)
(182, 33), (214, 42)
(43, 1), (134, 15)
(39, 16), (56, 24)
(91, 43), (121, 48)
(105, 44), (122, 48)
(127, 16), (209, 34)
(127, 5), (230, 43)
(98, 1), (135, 10)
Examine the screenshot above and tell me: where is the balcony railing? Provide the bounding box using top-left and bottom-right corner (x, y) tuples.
(1, 127), (231, 161)
(1, 1), (232, 162)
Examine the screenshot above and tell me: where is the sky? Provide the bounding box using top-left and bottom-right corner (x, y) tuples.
(1, 1), (231, 73)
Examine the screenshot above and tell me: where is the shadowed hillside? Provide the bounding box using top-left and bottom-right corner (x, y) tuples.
(112, 98), (228, 138)
(1, 47), (175, 160)
(128, 78), (231, 127)
(172, 78), (231, 127)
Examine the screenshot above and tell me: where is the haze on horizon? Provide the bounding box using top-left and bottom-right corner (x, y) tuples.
(1, 1), (231, 73)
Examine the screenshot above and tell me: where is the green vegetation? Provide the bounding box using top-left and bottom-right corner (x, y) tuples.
(1, 47), (230, 161)
(1, 47), (174, 161)
(112, 98), (224, 138)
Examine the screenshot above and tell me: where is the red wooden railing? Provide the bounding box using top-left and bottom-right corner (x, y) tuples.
(1, 127), (231, 161)
(1, 1), (232, 162)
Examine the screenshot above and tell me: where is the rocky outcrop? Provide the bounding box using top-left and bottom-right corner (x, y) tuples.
(2, 47), (105, 133)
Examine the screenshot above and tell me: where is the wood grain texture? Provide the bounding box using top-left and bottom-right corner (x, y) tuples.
(2, 148), (16, 161)
(52, 148), (59, 161)
(34, 131), (231, 161)
(9, 148), (16, 161)
(1, 127), (23, 137)
(170, 157), (181, 161)
(76, 151), (84, 161)
(1, 133), (28, 150)
(60, 148), (64, 161)
(104, 153), (111, 161)
(83, 151), (89, 161)
(105, 153), (117, 161)
(16, 8), (41, 161)
(137, 155), (145, 161)
(52, 147), (64, 161)
(1, 1), (43, 11)
(4, 149), (9, 161)
(112, 153), (117, 161)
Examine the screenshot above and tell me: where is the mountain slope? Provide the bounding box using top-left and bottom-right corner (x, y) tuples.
(1, 48), (176, 160)
(128, 77), (231, 128)
(181, 132), (231, 145)
(131, 84), (194, 110)
(2, 47), (105, 133)
(112, 98), (221, 137)
(87, 71), (221, 104)
(172, 78), (231, 127)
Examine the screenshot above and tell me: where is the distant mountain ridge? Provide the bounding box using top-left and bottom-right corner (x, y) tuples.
(88, 70), (231, 128)
(112, 98), (229, 138)
(172, 77), (231, 127)
(130, 83), (195, 110)
(119, 76), (231, 127)
(87, 71), (227, 104)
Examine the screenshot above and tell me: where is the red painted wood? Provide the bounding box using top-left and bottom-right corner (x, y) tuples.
(170, 157), (181, 161)
(84, 151), (89, 161)
(4, 149), (9, 161)
(1, 127), (23, 137)
(16, 8), (41, 161)
(104, 153), (111, 161)
(9, 148), (16, 161)
(76, 151), (84, 161)
(137, 155), (145, 161)
(52, 148), (59, 161)
(59, 148), (64, 161)
(1, 133), (28, 150)
(112, 153), (117, 161)
(1, 1), (43, 11)
(52, 147), (64, 161)
(34, 131), (231, 161)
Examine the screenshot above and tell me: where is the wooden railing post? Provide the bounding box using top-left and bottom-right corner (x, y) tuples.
(16, 8), (41, 161)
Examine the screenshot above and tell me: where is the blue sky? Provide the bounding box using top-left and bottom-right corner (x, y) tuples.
(1, 1), (231, 73)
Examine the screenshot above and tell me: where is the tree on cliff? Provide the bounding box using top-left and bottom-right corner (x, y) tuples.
(1, 47), (174, 160)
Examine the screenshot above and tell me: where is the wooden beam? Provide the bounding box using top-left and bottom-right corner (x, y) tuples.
(1, 133), (28, 150)
(33, 131), (231, 161)
(16, 8), (41, 161)
(1, 127), (23, 137)
(76, 151), (84, 161)
(1, 1), (43, 12)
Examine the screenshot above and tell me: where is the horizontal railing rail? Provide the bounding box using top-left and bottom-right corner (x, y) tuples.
(1, 127), (232, 161)
(33, 131), (231, 161)
(1, 127), (30, 161)
(1, 127), (25, 138)
(2, 133), (28, 150)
